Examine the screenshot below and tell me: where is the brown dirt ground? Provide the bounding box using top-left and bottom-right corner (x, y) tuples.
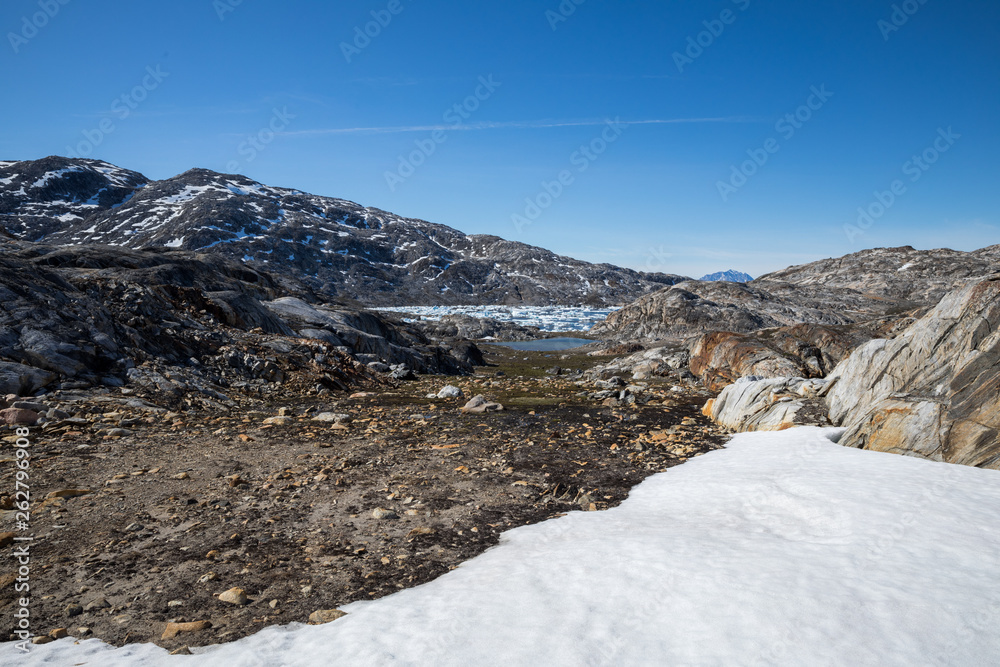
(0, 344), (729, 651)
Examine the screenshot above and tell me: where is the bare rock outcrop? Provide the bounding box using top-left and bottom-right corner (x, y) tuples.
(703, 377), (830, 432)
(825, 276), (1000, 468)
(688, 321), (914, 390)
(595, 246), (999, 343)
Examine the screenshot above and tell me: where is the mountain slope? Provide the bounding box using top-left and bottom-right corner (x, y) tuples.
(0, 157), (686, 307)
(699, 270), (752, 282)
(595, 245), (1000, 341)
(0, 156), (147, 240)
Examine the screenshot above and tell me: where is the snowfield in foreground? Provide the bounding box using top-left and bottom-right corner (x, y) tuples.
(8, 427), (1000, 666)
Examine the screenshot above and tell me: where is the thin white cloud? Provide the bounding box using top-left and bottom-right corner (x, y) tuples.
(278, 117), (758, 137)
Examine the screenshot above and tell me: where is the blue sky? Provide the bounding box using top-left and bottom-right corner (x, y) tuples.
(2, 0), (997, 278)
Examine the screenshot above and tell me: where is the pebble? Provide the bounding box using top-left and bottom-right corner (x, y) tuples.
(218, 587), (249, 605)
(84, 597), (110, 611)
(161, 620), (212, 640)
(312, 412), (352, 424)
(48, 628), (69, 639)
(372, 507), (398, 520)
(262, 416), (293, 426)
(308, 609), (347, 624)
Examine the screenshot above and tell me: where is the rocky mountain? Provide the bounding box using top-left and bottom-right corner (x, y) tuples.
(756, 245), (1000, 307)
(699, 270), (752, 283)
(0, 157), (147, 240)
(595, 245), (1000, 342)
(0, 157), (685, 307)
(0, 239), (482, 404)
(701, 275), (1000, 469)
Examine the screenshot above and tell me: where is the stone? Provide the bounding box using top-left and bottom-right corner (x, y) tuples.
(826, 277), (1000, 468)
(309, 609), (347, 624)
(84, 597), (110, 611)
(372, 507), (398, 520)
(0, 362), (56, 396)
(161, 620), (212, 640)
(706, 377), (829, 432)
(312, 412), (352, 424)
(218, 587), (249, 605)
(262, 416), (293, 426)
(460, 395), (504, 414)
(48, 628), (69, 639)
(65, 604), (84, 617)
(32, 636), (54, 645)
(11, 400), (48, 412)
(0, 407), (39, 425)
(436, 385), (464, 399)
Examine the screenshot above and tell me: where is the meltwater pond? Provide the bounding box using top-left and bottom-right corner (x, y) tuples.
(487, 337), (593, 352)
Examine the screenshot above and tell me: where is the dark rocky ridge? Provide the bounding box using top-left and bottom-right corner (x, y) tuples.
(0, 240), (480, 402)
(1, 157), (687, 307)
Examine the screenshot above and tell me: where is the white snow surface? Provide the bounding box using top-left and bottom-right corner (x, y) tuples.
(374, 305), (619, 332)
(7, 427), (1000, 666)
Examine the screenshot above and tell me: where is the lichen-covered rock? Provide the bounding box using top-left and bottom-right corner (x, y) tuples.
(826, 276), (1000, 468)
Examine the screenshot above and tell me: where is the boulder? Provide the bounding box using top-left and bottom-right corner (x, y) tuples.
(436, 385), (464, 399)
(461, 395), (504, 414)
(0, 362), (56, 395)
(0, 407), (39, 425)
(826, 277), (1000, 468)
(705, 376), (829, 432)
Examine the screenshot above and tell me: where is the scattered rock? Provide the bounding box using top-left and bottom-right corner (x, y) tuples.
(83, 597), (110, 612)
(0, 407), (39, 425)
(312, 412), (352, 424)
(460, 395), (504, 414)
(308, 609), (347, 624)
(372, 508), (398, 520)
(218, 587), (249, 605)
(262, 416), (293, 426)
(436, 385), (464, 399)
(161, 620), (212, 640)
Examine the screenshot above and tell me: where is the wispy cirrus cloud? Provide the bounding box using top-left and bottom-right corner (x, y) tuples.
(277, 116), (760, 137)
